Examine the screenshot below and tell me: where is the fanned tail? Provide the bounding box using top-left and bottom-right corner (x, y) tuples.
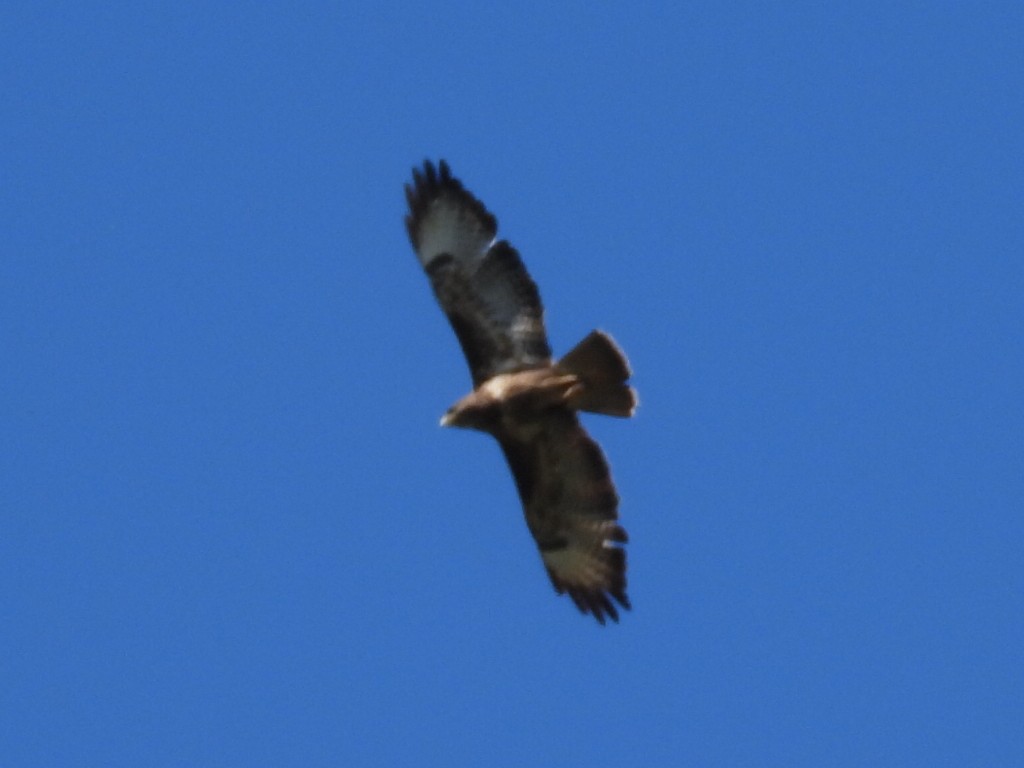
(556, 331), (637, 418)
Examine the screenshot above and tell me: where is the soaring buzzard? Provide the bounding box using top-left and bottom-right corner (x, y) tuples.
(404, 160), (637, 624)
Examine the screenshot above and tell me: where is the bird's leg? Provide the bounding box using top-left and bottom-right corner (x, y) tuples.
(563, 381), (586, 405)
(508, 373), (579, 414)
(541, 374), (583, 409)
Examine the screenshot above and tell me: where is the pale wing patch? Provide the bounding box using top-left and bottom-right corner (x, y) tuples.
(405, 160), (550, 385)
(405, 159), (496, 270)
(541, 523), (625, 588)
(414, 194), (495, 269)
(510, 411), (630, 624)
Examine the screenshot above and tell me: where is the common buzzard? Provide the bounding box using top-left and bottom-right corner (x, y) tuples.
(404, 160), (637, 624)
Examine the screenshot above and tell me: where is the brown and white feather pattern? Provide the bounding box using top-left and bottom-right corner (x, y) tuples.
(404, 160), (551, 386)
(404, 160), (634, 624)
(499, 409), (629, 624)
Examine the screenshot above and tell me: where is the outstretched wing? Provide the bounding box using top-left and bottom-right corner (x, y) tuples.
(405, 160), (551, 386)
(499, 410), (630, 624)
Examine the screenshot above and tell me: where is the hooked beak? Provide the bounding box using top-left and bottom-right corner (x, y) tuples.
(439, 411), (455, 427)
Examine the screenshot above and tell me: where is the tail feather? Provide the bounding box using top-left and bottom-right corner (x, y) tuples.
(557, 331), (638, 417)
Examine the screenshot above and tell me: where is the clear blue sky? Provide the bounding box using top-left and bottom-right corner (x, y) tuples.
(3, 3), (1022, 765)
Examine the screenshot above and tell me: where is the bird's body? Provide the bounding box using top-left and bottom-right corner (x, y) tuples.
(404, 160), (637, 623)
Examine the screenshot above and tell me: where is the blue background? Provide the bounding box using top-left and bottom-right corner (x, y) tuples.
(3, 3), (1021, 765)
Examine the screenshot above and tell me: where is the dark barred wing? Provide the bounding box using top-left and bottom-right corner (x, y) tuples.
(405, 160), (551, 386)
(499, 410), (630, 625)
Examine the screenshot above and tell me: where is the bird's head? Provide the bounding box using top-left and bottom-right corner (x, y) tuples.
(439, 405), (462, 428)
(440, 391), (498, 432)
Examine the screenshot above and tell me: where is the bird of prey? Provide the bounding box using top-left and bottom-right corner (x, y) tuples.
(404, 160), (637, 624)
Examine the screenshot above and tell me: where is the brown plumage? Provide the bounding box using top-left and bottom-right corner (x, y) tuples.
(404, 160), (637, 624)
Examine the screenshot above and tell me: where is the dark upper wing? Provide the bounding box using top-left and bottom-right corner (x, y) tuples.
(499, 410), (630, 624)
(405, 160), (551, 386)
